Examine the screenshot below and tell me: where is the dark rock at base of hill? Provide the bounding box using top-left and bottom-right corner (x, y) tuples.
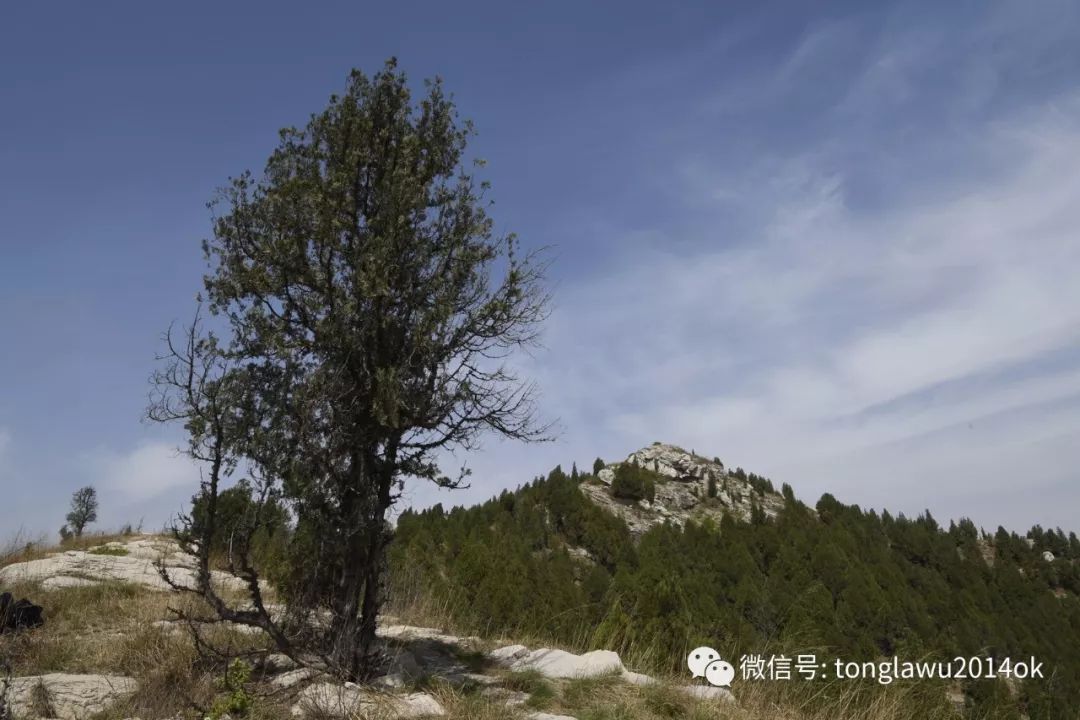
(0, 590), (44, 632)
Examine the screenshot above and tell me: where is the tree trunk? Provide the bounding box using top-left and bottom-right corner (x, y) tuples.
(354, 468), (393, 679)
(327, 450), (370, 678)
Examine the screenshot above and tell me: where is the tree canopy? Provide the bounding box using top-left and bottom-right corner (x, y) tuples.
(150, 59), (549, 679)
(63, 486), (98, 539)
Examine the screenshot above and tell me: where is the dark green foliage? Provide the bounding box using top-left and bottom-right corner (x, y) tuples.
(209, 659), (254, 720)
(150, 59), (549, 680)
(746, 471), (774, 496)
(592, 457), (605, 476)
(187, 479), (290, 576)
(390, 461), (1080, 717)
(610, 462), (659, 502)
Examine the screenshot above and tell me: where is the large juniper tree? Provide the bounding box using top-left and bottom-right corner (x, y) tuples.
(151, 59), (549, 679)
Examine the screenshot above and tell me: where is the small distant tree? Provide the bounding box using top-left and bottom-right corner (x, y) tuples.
(64, 486), (98, 538)
(707, 474), (718, 499)
(592, 458), (605, 475)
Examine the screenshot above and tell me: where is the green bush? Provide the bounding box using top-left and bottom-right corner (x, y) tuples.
(209, 659), (254, 719)
(611, 463), (658, 503)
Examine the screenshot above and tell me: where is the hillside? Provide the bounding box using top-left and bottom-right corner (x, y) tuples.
(390, 443), (1080, 719)
(0, 535), (734, 720)
(3, 443), (1080, 719)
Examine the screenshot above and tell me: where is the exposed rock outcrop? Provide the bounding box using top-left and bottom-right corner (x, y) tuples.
(507, 648), (624, 679)
(488, 641), (734, 705)
(0, 673), (137, 720)
(0, 537), (252, 594)
(586, 443), (785, 535)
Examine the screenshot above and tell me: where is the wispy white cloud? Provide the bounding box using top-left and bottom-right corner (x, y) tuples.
(418, 15), (1080, 532)
(87, 441), (201, 504)
(564, 93), (1080, 528)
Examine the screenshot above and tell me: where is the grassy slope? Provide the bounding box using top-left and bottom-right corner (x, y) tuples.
(2, 534), (956, 720)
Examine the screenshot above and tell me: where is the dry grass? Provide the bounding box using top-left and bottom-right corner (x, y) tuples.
(0, 554), (286, 720)
(424, 670), (959, 720)
(384, 580), (963, 720)
(1, 538), (964, 720)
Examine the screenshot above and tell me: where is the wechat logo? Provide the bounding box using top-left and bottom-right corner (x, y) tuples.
(687, 646), (735, 688)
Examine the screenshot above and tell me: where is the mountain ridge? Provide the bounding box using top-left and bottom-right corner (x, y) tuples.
(391, 441), (1080, 718)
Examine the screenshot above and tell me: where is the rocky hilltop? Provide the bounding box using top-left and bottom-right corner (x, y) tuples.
(581, 443), (785, 536)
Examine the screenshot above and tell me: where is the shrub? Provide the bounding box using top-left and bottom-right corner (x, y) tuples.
(611, 463), (659, 503)
(209, 659), (254, 719)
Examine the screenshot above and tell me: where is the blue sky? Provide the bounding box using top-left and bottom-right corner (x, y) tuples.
(3, 0), (1080, 540)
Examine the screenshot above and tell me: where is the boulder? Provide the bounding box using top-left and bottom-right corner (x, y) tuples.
(489, 644), (529, 665)
(0, 591), (44, 632)
(0, 673), (137, 720)
(620, 670), (657, 686)
(261, 653), (299, 673)
(511, 648), (624, 679)
(270, 667), (323, 690)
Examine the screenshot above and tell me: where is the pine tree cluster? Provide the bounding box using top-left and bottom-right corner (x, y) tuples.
(390, 463), (1080, 716)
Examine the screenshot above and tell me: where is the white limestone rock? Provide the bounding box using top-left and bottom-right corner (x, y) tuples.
(152, 619), (265, 637)
(489, 644), (529, 665)
(1, 673), (138, 720)
(580, 443), (787, 536)
(372, 672), (406, 689)
(511, 648), (624, 679)
(41, 575), (101, 590)
(262, 653), (299, 672)
(620, 670), (657, 686)
(0, 537), (254, 594)
(377, 623), (479, 646)
(271, 667), (323, 690)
